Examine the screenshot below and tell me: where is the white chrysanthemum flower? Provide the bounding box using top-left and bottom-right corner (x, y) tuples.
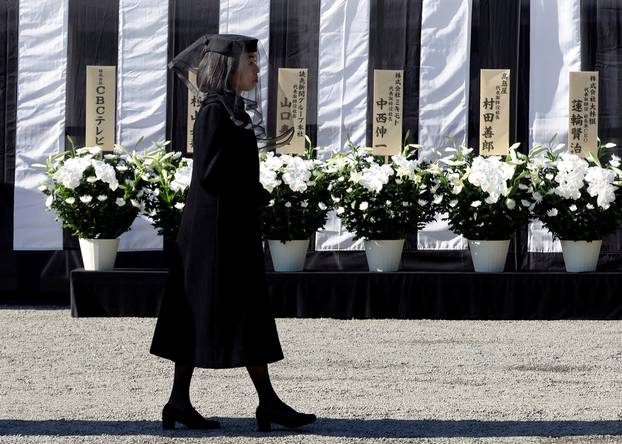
(79, 195), (92, 203)
(359, 201), (369, 211)
(282, 156), (313, 192)
(569, 204), (578, 212)
(97, 195), (107, 201)
(385, 200), (392, 206)
(609, 155), (621, 168)
(174, 202), (185, 210)
(285, 202), (292, 208)
(467, 156), (515, 204)
(521, 199), (531, 207)
(586, 203), (595, 210)
(65, 197), (76, 204)
(545, 173), (554, 181)
(336, 207), (345, 215)
(332, 196), (341, 202)
(449, 199), (458, 208)
(301, 201), (308, 208)
(318, 202), (327, 210)
(402, 201), (410, 207)
(92, 160), (119, 191)
(532, 192), (543, 203)
(506, 198), (516, 210)
(115, 198), (126, 207)
(358, 163), (394, 193)
(547, 208), (558, 217)
(52, 157), (92, 189)
(259, 163), (281, 192)
(433, 195), (443, 204)
(417, 199), (427, 206)
(471, 200), (482, 208)
(585, 166), (616, 209)
(263, 151), (284, 171)
(348, 171), (361, 184)
(45, 195), (53, 208)
(554, 153), (588, 200)
(169, 159), (193, 192)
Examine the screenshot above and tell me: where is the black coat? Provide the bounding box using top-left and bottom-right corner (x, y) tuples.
(150, 96), (283, 368)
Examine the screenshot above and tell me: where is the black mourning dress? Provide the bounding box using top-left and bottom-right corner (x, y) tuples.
(150, 94), (284, 368)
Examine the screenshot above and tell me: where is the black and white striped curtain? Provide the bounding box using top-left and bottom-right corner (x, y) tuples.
(2, 0), (622, 280)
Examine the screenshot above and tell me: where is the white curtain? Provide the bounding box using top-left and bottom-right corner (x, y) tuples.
(417, 0), (472, 250)
(314, 0), (370, 251)
(527, 0), (581, 253)
(13, 0), (68, 250)
(116, 0), (169, 251)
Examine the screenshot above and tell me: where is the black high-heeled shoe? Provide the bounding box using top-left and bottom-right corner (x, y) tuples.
(161, 403), (221, 430)
(255, 401), (316, 432)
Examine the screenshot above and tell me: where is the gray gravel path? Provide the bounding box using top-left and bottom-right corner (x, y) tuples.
(0, 307), (621, 443)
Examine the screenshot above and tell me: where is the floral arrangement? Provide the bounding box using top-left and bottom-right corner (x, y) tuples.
(436, 144), (532, 240)
(259, 146), (333, 241)
(134, 142), (192, 240)
(325, 142), (439, 240)
(34, 144), (141, 239)
(528, 142), (622, 240)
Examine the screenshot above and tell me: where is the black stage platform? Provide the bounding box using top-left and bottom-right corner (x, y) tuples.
(70, 268), (622, 320)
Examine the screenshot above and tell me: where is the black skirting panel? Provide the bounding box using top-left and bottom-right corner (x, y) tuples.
(70, 268), (622, 320)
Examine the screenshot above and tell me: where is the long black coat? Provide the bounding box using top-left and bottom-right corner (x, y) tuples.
(150, 96), (283, 368)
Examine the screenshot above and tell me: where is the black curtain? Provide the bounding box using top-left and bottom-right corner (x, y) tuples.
(268, 0), (321, 146)
(63, 0), (120, 252)
(0, 0), (18, 253)
(166, 0), (220, 157)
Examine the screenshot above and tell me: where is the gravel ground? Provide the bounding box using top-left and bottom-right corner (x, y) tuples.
(0, 307), (621, 443)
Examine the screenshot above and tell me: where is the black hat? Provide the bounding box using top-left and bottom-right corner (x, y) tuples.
(205, 34), (258, 56)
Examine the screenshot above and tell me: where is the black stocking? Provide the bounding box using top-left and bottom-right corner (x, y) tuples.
(246, 364), (281, 406)
(168, 362), (194, 409)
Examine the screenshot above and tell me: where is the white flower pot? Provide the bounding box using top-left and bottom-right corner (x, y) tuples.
(79, 238), (120, 271)
(364, 239), (405, 272)
(468, 239), (510, 272)
(561, 240), (602, 272)
(268, 239), (309, 272)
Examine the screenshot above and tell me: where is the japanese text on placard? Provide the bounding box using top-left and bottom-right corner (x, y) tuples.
(373, 70), (403, 156)
(569, 71), (598, 157)
(479, 69), (510, 156)
(277, 68), (308, 154)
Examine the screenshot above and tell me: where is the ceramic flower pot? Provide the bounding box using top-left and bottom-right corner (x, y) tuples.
(268, 239), (309, 272)
(78, 238), (120, 271)
(468, 239), (510, 272)
(560, 240), (602, 272)
(364, 239), (405, 272)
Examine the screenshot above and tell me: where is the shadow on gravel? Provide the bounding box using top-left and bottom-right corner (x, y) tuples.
(1, 418), (621, 438)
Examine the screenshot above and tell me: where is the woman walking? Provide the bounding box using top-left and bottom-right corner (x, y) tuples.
(150, 34), (315, 432)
